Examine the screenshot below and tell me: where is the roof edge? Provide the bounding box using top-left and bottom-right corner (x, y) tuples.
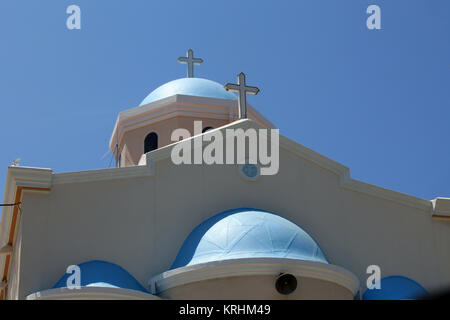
(109, 94), (275, 149)
(432, 197), (450, 219)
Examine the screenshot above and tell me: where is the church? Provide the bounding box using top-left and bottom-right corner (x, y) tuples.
(0, 50), (449, 300)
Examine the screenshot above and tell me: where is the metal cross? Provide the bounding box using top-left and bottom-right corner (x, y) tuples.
(177, 49), (203, 78)
(224, 72), (259, 119)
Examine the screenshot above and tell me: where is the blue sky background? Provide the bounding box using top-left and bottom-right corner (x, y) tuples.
(0, 1), (449, 210)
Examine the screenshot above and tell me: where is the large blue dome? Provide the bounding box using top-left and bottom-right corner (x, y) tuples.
(170, 208), (329, 270)
(53, 260), (148, 293)
(140, 78), (237, 106)
(362, 275), (428, 300)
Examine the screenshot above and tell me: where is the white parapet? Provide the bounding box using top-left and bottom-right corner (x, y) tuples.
(432, 198), (450, 218)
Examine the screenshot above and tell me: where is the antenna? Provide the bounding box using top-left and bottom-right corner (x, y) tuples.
(11, 158), (21, 166)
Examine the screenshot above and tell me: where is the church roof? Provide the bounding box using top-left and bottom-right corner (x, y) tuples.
(140, 78), (237, 106)
(53, 260), (148, 293)
(170, 208), (329, 269)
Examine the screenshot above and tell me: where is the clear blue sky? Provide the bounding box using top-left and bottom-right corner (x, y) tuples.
(0, 1), (449, 208)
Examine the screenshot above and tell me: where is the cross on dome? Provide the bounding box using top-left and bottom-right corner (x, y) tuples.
(177, 49), (203, 78)
(224, 72), (260, 119)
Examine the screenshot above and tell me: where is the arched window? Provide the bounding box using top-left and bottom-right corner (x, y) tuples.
(202, 127), (213, 133)
(144, 132), (158, 153)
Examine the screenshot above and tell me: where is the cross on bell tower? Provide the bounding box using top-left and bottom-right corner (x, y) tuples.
(224, 72), (260, 119)
(177, 49), (203, 78)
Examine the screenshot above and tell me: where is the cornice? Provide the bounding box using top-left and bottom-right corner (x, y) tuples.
(52, 165), (153, 185)
(6, 166), (53, 190)
(109, 94), (275, 149)
(431, 197), (450, 219)
(148, 258), (360, 296)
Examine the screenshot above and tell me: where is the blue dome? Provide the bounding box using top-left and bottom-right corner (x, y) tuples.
(362, 276), (428, 300)
(140, 78), (237, 106)
(170, 208), (328, 269)
(53, 260), (148, 293)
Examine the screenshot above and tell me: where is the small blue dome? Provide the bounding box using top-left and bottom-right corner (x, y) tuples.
(140, 78), (237, 106)
(362, 276), (428, 300)
(170, 208), (328, 269)
(53, 260), (148, 293)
